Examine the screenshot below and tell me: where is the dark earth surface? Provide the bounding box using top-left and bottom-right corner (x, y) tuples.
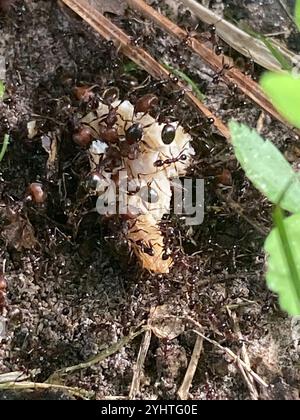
(0, 0), (299, 400)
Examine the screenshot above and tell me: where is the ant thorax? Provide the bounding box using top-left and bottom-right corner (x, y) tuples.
(82, 96), (194, 274)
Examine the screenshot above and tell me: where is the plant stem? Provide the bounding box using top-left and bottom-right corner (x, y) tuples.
(0, 134), (9, 162)
(273, 206), (300, 305)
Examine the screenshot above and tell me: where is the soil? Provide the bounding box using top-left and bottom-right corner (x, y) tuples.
(0, 0), (299, 400)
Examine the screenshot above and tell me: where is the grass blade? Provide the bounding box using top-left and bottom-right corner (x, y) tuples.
(0, 134), (9, 163)
(273, 207), (300, 303)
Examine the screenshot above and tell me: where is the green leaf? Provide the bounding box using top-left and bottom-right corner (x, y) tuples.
(239, 23), (292, 71)
(229, 121), (300, 213)
(296, 0), (300, 31)
(260, 72), (300, 128)
(123, 62), (138, 73)
(265, 212), (300, 316)
(162, 62), (205, 101)
(0, 134), (9, 163)
(259, 37), (292, 71)
(0, 81), (4, 100)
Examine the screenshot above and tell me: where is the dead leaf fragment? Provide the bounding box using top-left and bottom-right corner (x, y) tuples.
(87, 0), (125, 15)
(148, 305), (185, 340)
(41, 132), (58, 179)
(1, 208), (37, 250)
(27, 120), (38, 139)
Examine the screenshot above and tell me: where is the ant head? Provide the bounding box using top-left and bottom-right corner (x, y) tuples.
(102, 87), (119, 106)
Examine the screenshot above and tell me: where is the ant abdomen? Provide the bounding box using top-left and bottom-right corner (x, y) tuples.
(161, 124), (176, 145)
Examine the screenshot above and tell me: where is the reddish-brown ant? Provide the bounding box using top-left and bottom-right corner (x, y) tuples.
(119, 117), (156, 159)
(0, 273), (7, 314)
(74, 85), (97, 103)
(100, 147), (123, 172)
(135, 239), (155, 256)
(150, 74), (179, 91)
(188, 116), (215, 132)
(118, 140), (138, 160)
(102, 87), (119, 106)
(244, 58), (255, 78)
(115, 121), (145, 160)
(97, 91), (121, 144)
(180, 22), (224, 56)
(235, 56), (256, 79)
(73, 125), (94, 147)
(212, 60), (233, 84)
(26, 183), (46, 204)
(208, 24), (224, 56)
(125, 123), (144, 144)
(98, 124), (119, 144)
(154, 152), (188, 168)
(134, 94), (159, 114)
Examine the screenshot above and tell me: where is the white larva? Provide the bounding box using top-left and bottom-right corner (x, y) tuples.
(85, 98), (194, 273)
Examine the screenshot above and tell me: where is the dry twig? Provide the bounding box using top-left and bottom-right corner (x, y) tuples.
(149, 314), (269, 390)
(0, 370), (39, 384)
(192, 329), (268, 389)
(0, 381), (93, 399)
(227, 308), (259, 400)
(47, 327), (145, 382)
(61, 0), (229, 139)
(126, 0), (292, 128)
(129, 329), (152, 399)
(177, 0), (295, 71)
(177, 335), (203, 400)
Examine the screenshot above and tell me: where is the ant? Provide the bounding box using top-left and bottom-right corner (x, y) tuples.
(160, 123), (179, 145)
(168, 43), (188, 68)
(181, 22), (224, 56)
(73, 125), (95, 147)
(135, 239), (155, 256)
(75, 87), (121, 145)
(98, 121), (119, 144)
(74, 84), (99, 104)
(154, 151), (188, 168)
(212, 59), (233, 84)
(119, 139), (139, 160)
(187, 116), (215, 135)
(97, 89), (121, 144)
(127, 180), (159, 203)
(125, 122), (144, 144)
(102, 87), (120, 106)
(149, 74), (180, 93)
(161, 247), (172, 261)
(244, 58), (255, 78)
(117, 122), (146, 160)
(208, 24), (224, 56)
(134, 94), (159, 115)
(119, 116), (156, 159)
(100, 146), (123, 173)
(235, 55), (256, 79)
(130, 35), (144, 47)
(0, 273), (7, 315)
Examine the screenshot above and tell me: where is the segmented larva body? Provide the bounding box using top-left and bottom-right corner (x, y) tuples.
(83, 99), (194, 273)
